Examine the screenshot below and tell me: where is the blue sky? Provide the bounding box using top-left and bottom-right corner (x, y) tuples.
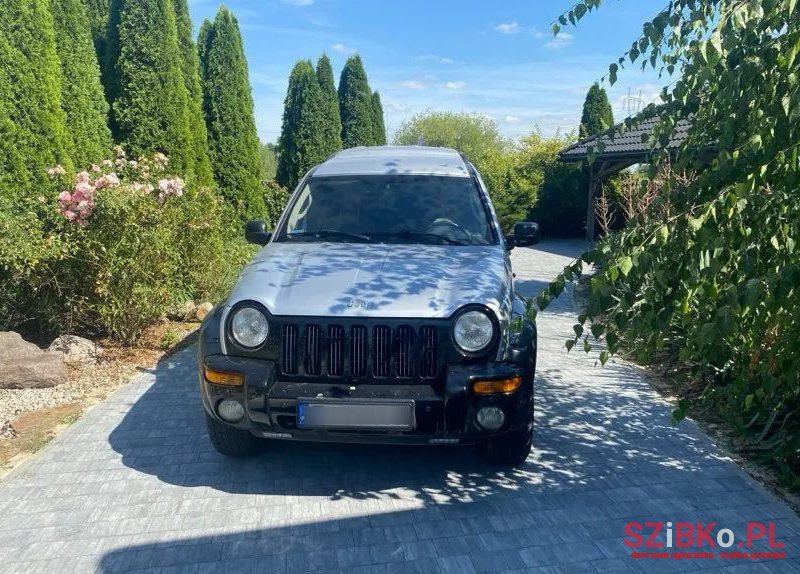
(188, 0), (669, 144)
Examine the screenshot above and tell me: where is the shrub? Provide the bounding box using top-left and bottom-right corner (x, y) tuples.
(0, 148), (254, 343)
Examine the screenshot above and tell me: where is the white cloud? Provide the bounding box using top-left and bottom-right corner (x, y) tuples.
(331, 43), (356, 54)
(415, 55), (454, 64)
(503, 115), (521, 123)
(545, 32), (574, 49)
(400, 80), (429, 90)
(386, 102), (410, 113)
(445, 81), (466, 90)
(494, 22), (520, 34)
(281, 0), (314, 5)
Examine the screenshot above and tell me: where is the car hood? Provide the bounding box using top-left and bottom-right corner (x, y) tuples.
(227, 242), (511, 320)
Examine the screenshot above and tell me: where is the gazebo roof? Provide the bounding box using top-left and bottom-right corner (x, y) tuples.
(559, 115), (692, 163)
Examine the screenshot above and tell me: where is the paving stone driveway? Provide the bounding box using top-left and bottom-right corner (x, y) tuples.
(1, 239), (799, 574)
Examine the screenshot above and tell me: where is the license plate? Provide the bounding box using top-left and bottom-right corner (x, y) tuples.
(297, 399), (415, 430)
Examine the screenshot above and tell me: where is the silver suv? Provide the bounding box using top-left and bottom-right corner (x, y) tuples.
(197, 146), (537, 465)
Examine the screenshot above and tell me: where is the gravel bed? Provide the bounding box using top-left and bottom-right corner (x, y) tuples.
(0, 385), (80, 423)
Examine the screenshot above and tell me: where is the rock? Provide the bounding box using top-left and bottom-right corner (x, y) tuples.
(167, 300), (197, 321)
(0, 332), (67, 389)
(48, 335), (101, 366)
(179, 300), (197, 321)
(0, 421), (17, 439)
(195, 302), (213, 322)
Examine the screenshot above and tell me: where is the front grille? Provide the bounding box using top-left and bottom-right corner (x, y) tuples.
(280, 321), (439, 381)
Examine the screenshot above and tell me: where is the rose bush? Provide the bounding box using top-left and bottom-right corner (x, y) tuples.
(0, 148), (256, 343)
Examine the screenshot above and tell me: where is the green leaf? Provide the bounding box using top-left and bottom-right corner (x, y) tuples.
(565, 339), (575, 352)
(573, 323), (584, 337)
(608, 63), (618, 85)
(599, 350), (609, 365)
(590, 323), (604, 338)
(552, 23), (561, 36)
(618, 256), (633, 276)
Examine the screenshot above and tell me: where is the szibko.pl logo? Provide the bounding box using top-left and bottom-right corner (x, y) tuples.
(624, 521), (786, 561)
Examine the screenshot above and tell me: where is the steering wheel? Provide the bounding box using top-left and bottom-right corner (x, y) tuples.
(427, 218), (471, 242)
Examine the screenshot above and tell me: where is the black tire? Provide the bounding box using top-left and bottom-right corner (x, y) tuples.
(485, 426), (533, 466)
(205, 412), (262, 457)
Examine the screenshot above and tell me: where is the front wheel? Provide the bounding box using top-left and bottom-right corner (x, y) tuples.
(205, 412), (262, 457)
(485, 426), (532, 466)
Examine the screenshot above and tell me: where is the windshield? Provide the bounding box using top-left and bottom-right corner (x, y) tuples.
(276, 175), (497, 245)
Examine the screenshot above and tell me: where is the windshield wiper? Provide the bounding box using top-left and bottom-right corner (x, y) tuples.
(370, 230), (469, 245)
(287, 229), (372, 243)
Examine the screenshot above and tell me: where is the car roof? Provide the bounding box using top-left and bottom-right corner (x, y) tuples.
(312, 146), (471, 178)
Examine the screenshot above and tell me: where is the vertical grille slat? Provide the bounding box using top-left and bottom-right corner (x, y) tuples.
(304, 325), (323, 375)
(397, 326), (414, 378)
(372, 326), (391, 377)
(282, 324), (298, 375)
(419, 326), (437, 379)
(350, 325), (367, 377)
(327, 325), (344, 376)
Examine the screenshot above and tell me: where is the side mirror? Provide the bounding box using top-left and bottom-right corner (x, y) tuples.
(512, 222), (540, 246)
(504, 235), (515, 251)
(245, 220), (272, 246)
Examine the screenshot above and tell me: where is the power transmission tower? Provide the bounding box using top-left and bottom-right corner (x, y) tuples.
(622, 87), (645, 116)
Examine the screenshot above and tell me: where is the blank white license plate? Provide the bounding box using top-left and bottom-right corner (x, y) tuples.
(297, 399), (415, 430)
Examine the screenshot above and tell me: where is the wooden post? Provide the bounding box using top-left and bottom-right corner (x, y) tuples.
(585, 167), (599, 242)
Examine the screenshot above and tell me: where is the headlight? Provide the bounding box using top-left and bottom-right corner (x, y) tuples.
(230, 306), (269, 348)
(453, 309), (495, 353)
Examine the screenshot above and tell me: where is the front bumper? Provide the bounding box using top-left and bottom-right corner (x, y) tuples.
(199, 354), (534, 445)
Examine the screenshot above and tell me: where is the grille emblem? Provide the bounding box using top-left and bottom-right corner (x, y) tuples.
(347, 298), (371, 309)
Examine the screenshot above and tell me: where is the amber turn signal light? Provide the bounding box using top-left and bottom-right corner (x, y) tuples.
(204, 367), (244, 386)
(472, 375), (522, 395)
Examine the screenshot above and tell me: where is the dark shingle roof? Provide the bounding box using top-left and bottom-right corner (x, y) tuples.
(559, 115), (692, 163)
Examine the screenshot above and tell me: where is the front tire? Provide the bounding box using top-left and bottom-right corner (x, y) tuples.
(205, 412), (262, 457)
(485, 426), (532, 466)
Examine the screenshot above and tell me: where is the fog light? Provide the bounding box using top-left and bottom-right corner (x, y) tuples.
(217, 399), (245, 423)
(476, 406), (505, 430)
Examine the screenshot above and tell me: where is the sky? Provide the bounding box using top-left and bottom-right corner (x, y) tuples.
(187, 0), (670, 144)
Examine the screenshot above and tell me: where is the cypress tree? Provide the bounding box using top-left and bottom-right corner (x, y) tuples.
(371, 91), (386, 145)
(338, 55), (375, 148)
(173, 0), (213, 185)
(579, 82), (614, 138)
(83, 0), (110, 79)
(199, 7), (264, 219)
(106, 0), (194, 175)
(0, 0), (71, 195)
(51, 0), (112, 167)
(315, 54), (342, 157)
(197, 19), (213, 81)
(276, 60), (327, 190)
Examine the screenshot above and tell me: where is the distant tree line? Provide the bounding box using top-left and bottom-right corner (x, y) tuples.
(276, 54), (386, 189)
(0, 0), (265, 222)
